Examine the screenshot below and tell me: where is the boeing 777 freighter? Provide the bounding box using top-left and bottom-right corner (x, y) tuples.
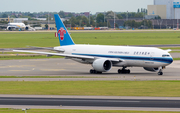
(13, 14), (173, 75)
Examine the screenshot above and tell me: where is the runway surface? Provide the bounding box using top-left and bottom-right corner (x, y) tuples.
(0, 58), (180, 81)
(1, 95), (180, 111)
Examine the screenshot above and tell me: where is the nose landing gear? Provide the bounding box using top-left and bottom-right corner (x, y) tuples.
(158, 67), (165, 75)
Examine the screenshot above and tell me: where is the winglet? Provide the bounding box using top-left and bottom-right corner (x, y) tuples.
(54, 14), (75, 46)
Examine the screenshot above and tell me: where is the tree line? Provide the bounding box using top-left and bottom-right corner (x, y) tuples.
(61, 10), (152, 28)
(0, 9), (153, 28)
(123, 20), (153, 29)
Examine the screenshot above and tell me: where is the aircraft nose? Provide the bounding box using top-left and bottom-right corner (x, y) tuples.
(169, 57), (173, 64)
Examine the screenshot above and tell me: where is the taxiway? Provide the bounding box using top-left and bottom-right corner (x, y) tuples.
(0, 95), (180, 111)
(0, 58), (180, 81)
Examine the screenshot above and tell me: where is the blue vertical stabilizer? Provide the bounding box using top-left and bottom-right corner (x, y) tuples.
(54, 14), (75, 46)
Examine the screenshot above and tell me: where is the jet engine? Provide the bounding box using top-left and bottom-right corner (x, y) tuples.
(7, 27), (12, 31)
(143, 67), (160, 72)
(92, 59), (112, 72)
(25, 27), (29, 30)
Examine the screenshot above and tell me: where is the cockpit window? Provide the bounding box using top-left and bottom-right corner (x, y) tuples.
(162, 54), (170, 57)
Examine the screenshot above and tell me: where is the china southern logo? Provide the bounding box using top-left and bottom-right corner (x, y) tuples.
(58, 27), (66, 41)
(173, 2), (180, 8)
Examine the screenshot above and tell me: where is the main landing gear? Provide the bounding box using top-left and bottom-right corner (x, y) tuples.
(118, 67), (130, 74)
(158, 72), (163, 75)
(90, 69), (102, 74)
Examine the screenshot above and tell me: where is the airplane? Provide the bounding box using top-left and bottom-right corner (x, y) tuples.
(13, 14), (173, 75)
(7, 23), (36, 31)
(7, 22), (28, 31)
(0, 22), (28, 31)
(5, 16), (35, 31)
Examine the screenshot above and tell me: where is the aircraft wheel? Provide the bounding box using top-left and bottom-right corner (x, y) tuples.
(90, 69), (102, 74)
(158, 72), (163, 75)
(97, 71), (102, 74)
(118, 69), (122, 74)
(90, 69), (94, 74)
(118, 69), (130, 74)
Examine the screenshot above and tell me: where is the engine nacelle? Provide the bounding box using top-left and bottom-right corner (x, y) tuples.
(92, 59), (112, 72)
(25, 27), (29, 30)
(7, 27), (12, 31)
(143, 67), (159, 72)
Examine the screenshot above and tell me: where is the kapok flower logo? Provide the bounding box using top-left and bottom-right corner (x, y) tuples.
(58, 27), (66, 41)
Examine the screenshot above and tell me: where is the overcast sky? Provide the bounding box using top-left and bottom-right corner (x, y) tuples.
(0, 0), (153, 14)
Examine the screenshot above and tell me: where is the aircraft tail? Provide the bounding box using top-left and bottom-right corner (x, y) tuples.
(54, 14), (75, 46)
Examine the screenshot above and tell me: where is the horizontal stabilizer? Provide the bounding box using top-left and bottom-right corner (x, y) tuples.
(165, 49), (172, 53)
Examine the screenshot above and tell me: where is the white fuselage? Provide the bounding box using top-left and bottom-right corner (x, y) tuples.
(7, 23), (26, 30)
(54, 44), (173, 68)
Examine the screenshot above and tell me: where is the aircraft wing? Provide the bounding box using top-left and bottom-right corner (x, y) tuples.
(13, 50), (94, 59)
(26, 46), (64, 52)
(13, 50), (122, 62)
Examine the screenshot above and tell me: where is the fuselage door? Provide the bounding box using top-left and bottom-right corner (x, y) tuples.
(150, 52), (154, 60)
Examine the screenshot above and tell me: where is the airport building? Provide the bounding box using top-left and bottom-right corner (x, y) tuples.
(148, 0), (180, 19)
(0, 18), (13, 22)
(0, 18), (28, 23)
(13, 18), (28, 23)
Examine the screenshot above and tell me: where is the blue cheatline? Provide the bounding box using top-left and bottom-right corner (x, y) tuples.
(54, 14), (75, 46)
(72, 53), (173, 64)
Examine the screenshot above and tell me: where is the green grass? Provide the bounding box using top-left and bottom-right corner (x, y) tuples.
(0, 108), (179, 113)
(170, 51), (180, 53)
(161, 47), (180, 50)
(0, 81), (180, 97)
(0, 31), (180, 48)
(0, 32), (59, 48)
(173, 58), (180, 60)
(73, 31), (180, 46)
